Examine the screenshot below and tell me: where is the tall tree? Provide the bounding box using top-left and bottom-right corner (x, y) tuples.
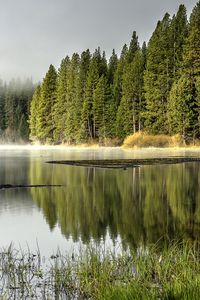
(75, 50), (91, 142)
(29, 85), (41, 141)
(116, 50), (145, 138)
(37, 65), (57, 144)
(53, 56), (70, 143)
(108, 49), (118, 85)
(81, 59), (99, 140)
(64, 53), (80, 143)
(127, 31), (140, 63)
(168, 1), (200, 142)
(144, 13), (174, 134)
(171, 5), (188, 78)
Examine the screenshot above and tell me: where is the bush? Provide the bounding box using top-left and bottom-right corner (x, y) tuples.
(123, 132), (183, 148)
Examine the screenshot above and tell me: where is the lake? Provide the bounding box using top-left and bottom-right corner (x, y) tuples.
(0, 146), (200, 257)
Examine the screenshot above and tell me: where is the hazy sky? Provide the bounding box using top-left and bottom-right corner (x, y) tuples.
(0, 0), (197, 82)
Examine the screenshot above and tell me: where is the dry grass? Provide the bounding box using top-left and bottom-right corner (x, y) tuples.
(123, 132), (183, 149)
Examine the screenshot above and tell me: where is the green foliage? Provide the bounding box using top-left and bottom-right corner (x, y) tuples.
(37, 65), (57, 144)
(81, 58), (99, 140)
(116, 50), (145, 138)
(53, 56), (70, 143)
(144, 13), (175, 134)
(27, 1), (200, 145)
(0, 78), (35, 142)
(167, 76), (199, 142)
(29, 85), (41, 140)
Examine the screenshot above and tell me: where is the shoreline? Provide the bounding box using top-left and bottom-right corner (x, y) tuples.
(0, 143), (200, 152)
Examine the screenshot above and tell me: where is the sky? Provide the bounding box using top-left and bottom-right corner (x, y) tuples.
(0, 0), (197, 82)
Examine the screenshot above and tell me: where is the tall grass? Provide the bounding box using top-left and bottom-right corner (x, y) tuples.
(0, 241), (200, 299)
(123, 132), (183, 148)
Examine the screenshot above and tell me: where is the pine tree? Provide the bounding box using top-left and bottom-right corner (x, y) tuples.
(183, 0), (200, 78)
(168, 77), (196, 142)
(64, 53), (80, 143)
(81, 59), (99, 140)
(53, 56), (70, 143)
(168, 1), (200, 142)
(0, 81), (5, 133)
(116, 50), (145, 138)
(75, 50), (91, 142)
(112, 44), (128, 110)
(127, 31), (140, 63)
(171, 5), (188, 78)
(29, 85), (41, 141)
(37, 65), (57, 144)
(108, 49), (118, 85)
(144, 13), (174, 134)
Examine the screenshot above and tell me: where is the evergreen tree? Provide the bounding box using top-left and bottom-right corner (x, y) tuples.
(168, 77), (196, 142)
(81, 59), (99, 140)
(75, 50), (91, 142)
(144, 13), (174, 134)
(127, 31), (140, 63)
(0, 81), (6, 133)
(53, 56), (70, 143)
(171, 5), (188, 78)
(64, 53), (80, 143)
(29, 85), (41, 141)
(116, 50), (145, 138)
(108, 49), (118, 85)
(37, 65), (57, 143)
(112, 44), (128, 109)
(168, 1), (200, 142)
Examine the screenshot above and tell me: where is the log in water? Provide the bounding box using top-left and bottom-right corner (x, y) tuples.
(0, 184), (63, 190)
(47, 157), (200, 169)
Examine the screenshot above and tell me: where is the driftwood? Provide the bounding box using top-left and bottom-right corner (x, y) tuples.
(47, 157), (200, 169)
(0, 184), (63, 190)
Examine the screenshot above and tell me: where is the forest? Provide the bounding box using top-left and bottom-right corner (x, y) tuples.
(0, 1), (200, 145)
(0, 79), (35, 142)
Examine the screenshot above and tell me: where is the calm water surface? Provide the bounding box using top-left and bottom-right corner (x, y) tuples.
(0, 146), (200, 256)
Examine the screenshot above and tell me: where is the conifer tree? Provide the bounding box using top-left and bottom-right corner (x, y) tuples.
(81, 59), (99, 140)
(112, 44), (128, 109)
(64, 53), (80, 143)
(144, 13), (174, 134)
(108, 49), (118, 85)
(75, 50), (91, 142)
(53, 56), (70, 143)
(0, 81), (5, 133)
(127, 31), (140, 63)
(37, 65), (57, 143)
(116, 50), (144, 138)
(168, 1), (200, 142)
(171, 5), (188, 78)
(29, 85), (41, 141)
(168, 77), (196, 142)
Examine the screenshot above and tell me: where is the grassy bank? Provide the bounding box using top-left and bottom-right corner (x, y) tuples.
(1, 242), (200, 299)
(123, 132), (200, 149)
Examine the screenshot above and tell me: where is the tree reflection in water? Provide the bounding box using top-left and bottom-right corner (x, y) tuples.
(29, 160), (200, 249)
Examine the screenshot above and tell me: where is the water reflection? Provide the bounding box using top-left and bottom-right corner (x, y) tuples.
(29, 158), (200, 248)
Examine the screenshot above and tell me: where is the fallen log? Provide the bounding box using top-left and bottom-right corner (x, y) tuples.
(46, 157), (200, 169)
(0, 184), (63, 190)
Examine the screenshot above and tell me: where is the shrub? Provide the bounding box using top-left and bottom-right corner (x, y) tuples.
(123, 132), (183, 148)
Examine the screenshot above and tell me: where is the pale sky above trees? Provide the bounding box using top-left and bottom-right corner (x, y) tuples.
(0, 0), (197, 81)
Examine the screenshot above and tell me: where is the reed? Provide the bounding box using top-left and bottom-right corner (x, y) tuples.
(0, 241), (200, 299)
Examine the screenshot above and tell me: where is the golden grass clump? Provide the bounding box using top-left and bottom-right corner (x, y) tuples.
(123, 132), (183, 148)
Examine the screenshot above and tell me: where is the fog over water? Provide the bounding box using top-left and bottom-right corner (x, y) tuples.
(0, 0), (197, 82)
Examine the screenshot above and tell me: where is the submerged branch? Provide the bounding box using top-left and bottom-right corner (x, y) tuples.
(0, 184), (63, 190)
(46, 157), (200, 169)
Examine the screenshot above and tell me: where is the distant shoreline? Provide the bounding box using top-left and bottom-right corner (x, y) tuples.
(0, 143), (200, 152)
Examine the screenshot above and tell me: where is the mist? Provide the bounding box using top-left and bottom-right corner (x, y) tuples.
(0, 0), (197, 82)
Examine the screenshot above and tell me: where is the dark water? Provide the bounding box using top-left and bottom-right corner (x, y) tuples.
(0, 146), (200, 255)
